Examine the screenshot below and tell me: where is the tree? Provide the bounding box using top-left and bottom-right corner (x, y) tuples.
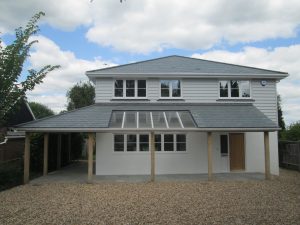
(277, 95), (285, 139)
(0, 12), (59, 125)
(282, 122), (300, 141)
(29, 102), (55, 119)
(66, 81), (95, 111)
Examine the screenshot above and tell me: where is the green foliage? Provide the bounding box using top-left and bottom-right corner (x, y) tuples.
(66, 81), (95, 111)
(0, 12), (60, 124)
(277, 95), (286, 139)
(29, 102), (55, 119)
(281, 121), (300, 141)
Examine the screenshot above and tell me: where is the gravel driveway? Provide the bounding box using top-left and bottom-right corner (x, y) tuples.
(0, 169), (299, 225)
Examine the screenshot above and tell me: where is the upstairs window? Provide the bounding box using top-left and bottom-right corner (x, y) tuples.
(219, 80), (250, 98)
(160, 80), (181, 98)
(114, 80), (146, 98)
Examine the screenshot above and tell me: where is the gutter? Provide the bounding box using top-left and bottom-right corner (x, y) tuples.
(15, 127), (280, 133)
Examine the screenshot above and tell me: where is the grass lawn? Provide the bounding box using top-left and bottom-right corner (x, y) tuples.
(0, 169), (299, 225)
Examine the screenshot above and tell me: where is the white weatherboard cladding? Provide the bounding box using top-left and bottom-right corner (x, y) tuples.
(95, 132), (279, 175)
(95, 78), (278, 123)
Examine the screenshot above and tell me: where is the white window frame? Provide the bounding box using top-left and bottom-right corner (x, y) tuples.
(113, 134), (149, 152)
(159, 80), (182, 99)
(218, 80), (252, 99)
(155, 133), (187, 152)
(113, 79), (147, 99)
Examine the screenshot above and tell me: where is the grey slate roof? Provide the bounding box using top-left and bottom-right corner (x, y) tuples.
(86, 55), (288, 77)
(16, 103), (278, 131)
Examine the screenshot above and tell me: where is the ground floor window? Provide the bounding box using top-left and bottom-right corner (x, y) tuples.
(114, 134), (149, 152)
(220, 134), (228, 156)
(114, 133), (186, 152)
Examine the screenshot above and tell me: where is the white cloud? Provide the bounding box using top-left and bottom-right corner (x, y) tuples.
(26, 35), (114, 113)
(1, 0), (300, 53)
(192, 45), (300, 125)
(0, 0), (92, 33)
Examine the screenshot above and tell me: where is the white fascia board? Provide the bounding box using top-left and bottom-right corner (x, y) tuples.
(16, 127), (280, 133)
(86, 72), (288, 80)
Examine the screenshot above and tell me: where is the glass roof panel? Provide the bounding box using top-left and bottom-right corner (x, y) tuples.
(109, 111), (124, 128)
(178, 111), (196, 128)
(123, 111), (137, 128)
(109, 110), (196, 129)
(138, 111), (152, 128)
(152, 111), (167, 128)
(165, 111), (182, 128)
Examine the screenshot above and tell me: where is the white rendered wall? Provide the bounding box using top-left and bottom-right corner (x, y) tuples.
(96, 132), (278, 175)
(245, 131), (279, 175)
(96, 132), (230, 175)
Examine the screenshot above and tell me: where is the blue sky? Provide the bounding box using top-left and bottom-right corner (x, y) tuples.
(1, 0), (299, 125)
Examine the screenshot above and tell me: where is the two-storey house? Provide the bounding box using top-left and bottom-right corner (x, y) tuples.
(17, 56), (288, 183)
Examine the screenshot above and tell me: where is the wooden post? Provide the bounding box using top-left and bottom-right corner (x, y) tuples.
(43, 133), (49, 176)
(264, 131), (271, 180)
(87, 133), (94, 183)
(57, 134), (62, 170)
(24, 132), (30, 184)
(150, 132), (155, 182)
(207, 132), (213, 181)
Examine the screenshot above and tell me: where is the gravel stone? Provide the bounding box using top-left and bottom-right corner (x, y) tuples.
(0, 169), (299, 225)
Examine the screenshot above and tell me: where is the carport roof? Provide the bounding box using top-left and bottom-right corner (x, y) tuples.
(15, 103), (279, 132)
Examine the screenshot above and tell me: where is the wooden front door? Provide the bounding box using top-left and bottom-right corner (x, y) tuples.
(229, 133), (245, 171)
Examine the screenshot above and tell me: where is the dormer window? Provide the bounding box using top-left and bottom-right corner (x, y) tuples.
(219, 80), (250, 98)
(160, 80), (181, 98)
(114, 80), (146, 98)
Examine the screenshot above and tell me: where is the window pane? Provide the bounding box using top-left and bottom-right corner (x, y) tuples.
(161, 80), (170, 88)
(176, 134), (186, 143)
(138, 80), (146, 88)
(138, 89), (146, 97)
(127, 134), (137, 151)
(177, 143), (186, 151)
(138, 111), (152, 128)
(178, 111), (196, 128)
(114, 143), (124, 152)
(172, 88), (181, 97)
(114, 135), (124, 152)
(165, 111), (181, 128)
(123, 112), (137, 128)
(240, 81), (250, 97)
(126, 89), (135, 97)
(219, 81), (228, 97)
(231, 80), (239, 97)
(152, 111), (167, 128)
(231, 80), (239, 89)
(115, 89), (123, 97)
(114, 135), (124, 143)
(164, 143), (174, 151)
(140, 134), (149, 143)
(115, 80), (123, 88)
(155, 134), (161, 151)
(126, 80), (135, 88)
(110, 111), (124, 128)
(220, 135), (228, 155)
(161, 89), (169, 97)
(155, 143), (161, 151)
(164, 134), (173, 142)
(155, 134), (161, 142)
(231, 88), (239, 97)
(139, 134), (149, 152)
(172, 80), (181, 89)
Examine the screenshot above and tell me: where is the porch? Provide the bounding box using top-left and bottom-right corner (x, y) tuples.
(30, 161), (265, 184)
